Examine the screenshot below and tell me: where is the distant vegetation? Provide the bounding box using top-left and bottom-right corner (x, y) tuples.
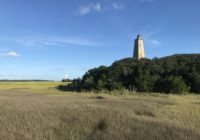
(61, 78), (72, 82)
(59, 54), (200, 94)
(0, 80), (53, 82)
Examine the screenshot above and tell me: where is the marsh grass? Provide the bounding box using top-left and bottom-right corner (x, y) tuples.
(0, 82), (199, 140)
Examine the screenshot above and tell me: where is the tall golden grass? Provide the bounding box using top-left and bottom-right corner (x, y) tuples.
(0, 82), (199, 140)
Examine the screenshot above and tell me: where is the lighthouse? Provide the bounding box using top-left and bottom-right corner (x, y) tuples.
(133, 35), (145, 60)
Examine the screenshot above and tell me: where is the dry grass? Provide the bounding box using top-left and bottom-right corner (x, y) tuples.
(0, 82), (199, 140)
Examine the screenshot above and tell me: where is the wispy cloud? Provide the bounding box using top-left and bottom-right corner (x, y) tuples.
(76, 3), (102, 16)
(147, 39), (161, 45)
(112, 3), (124, 10)
(49, 67), (90, 72)
(0, 36), (105, 48)
(140, 0), (155, 2)
(141, 30), (162, 46)
(76, 2), (125, 16)
(0, 51), (20, 57)
(0, 73), (17, 77)
(0, 48), (10, 51)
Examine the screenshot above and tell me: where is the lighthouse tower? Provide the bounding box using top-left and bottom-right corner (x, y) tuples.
(133, 35), (145, 60)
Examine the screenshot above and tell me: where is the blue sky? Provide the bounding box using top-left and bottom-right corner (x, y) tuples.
(0, 0), (200, 80)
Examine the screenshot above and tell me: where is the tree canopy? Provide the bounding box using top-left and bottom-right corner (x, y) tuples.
(60, 54), (200, 94)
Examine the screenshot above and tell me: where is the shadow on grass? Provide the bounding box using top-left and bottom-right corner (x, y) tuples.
(57, 85), (81, 92)
(192, 102), (200, 105)
(135, 110), (156, 117)
(52, 106), (200, 140)
(90, 96), (105, 100)
(86, 117), (200, 140)
(87, 119), (109, 140)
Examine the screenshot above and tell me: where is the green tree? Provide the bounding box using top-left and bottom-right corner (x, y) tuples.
(82, 75), (95, 90)
(96, 79), (104, 90)
(154, 76), (189, 94)
(189, 74), (200, 93)
(59, 54), (200, 94)
(168, 76), (188, 94)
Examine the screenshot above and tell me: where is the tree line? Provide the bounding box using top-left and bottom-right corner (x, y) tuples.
(59, 54), (200, 94)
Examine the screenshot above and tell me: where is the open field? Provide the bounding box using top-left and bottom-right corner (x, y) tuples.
(0, 82), (200, 140)
(0, 82), (62, 90)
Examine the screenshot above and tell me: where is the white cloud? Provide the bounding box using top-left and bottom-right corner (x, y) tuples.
(78, 6), (91, 16)
(0, 51), (20, 57)
(76, 3), (102, 16)
(112, 3), (124, 10)
(64, 74), (69, 79)
(93, 3), (102, 12)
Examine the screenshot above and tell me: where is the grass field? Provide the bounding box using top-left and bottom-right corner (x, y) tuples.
(0, 82), (200, 140)
(0, 81), (61, 89)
